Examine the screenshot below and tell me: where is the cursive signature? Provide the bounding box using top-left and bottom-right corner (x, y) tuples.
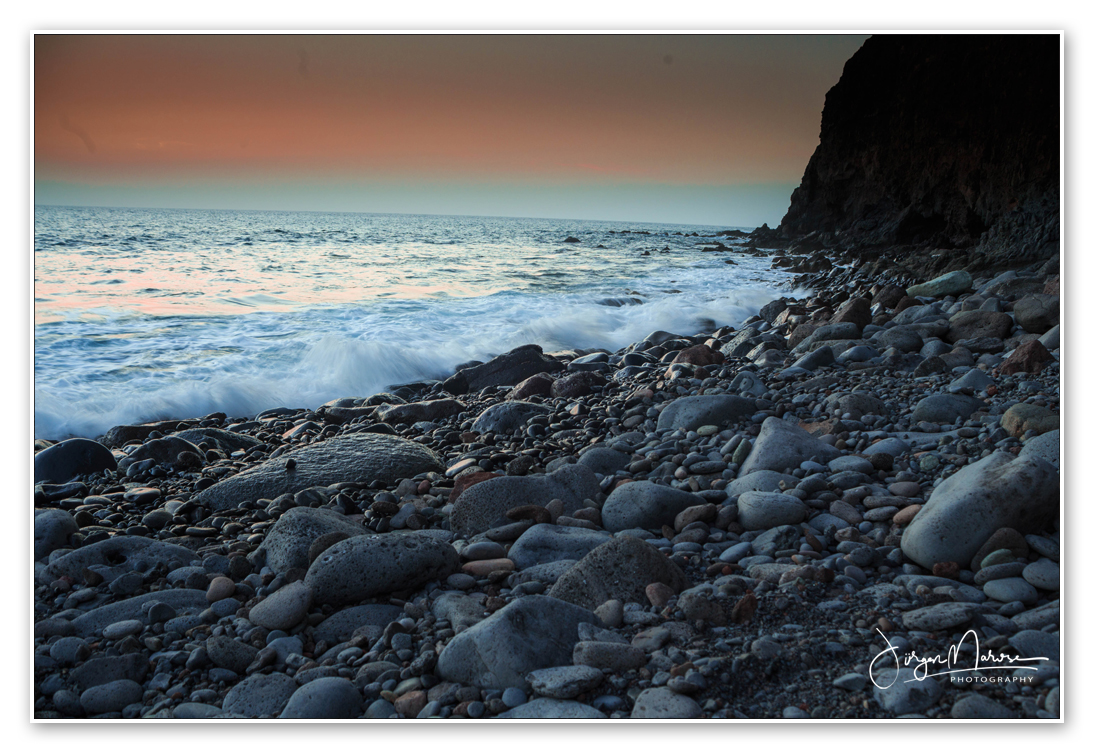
(869, 629), (1049, 688)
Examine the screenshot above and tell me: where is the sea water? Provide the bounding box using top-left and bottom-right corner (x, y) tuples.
(34, 206), (795, 440)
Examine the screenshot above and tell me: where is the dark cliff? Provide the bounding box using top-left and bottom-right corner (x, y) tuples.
(775, 34), (1060, 276)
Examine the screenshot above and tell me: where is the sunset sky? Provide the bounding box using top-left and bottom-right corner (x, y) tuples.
(35, 34), (867, 226)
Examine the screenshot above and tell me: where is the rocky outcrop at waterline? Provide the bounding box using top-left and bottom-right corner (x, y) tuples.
(760, 34), (1060, 280)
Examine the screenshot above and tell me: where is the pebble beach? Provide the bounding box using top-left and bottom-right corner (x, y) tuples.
(31, 239), (1063, 720)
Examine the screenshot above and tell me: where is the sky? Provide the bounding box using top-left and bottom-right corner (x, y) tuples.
(34, 34), (867, 226)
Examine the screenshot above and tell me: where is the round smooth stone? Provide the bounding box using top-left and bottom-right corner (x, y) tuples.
(983, 577), (1039, 606)
(1022, 559), (1060, 591)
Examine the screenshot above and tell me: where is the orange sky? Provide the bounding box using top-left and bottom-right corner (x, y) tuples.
(34, 34), (867, 224)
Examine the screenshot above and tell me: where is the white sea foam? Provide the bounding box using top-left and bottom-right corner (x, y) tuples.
(34, 207), (798, 439)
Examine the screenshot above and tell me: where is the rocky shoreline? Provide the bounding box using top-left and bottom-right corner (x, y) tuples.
(32, 251), (1062, 720)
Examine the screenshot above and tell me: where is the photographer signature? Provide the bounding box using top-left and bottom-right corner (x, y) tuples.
(869, 629), (1049, 688)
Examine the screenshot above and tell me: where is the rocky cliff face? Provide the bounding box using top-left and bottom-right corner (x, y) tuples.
(775, 34), (1059, 276)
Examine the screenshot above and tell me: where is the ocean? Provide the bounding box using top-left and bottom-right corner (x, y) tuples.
(33, 205), (795, 440)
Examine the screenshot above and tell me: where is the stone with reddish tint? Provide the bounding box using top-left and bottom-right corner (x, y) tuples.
(1000, 403), (1059, 437)
(831, 297), (872, 330)
(507, 372), (556, 400)
(999, 339), (1052, 375)
(461, 558), (514, 577)
(448, 471), (501, 506)
(672, 343), (723, 367)
(971, 528), (1030, 570)
(551, 371), (606, 399)
(932, 561), (961, 579)
(206, 576), (235, 603)
(645, 582), (675, 608)
(893, 504), (921, 526)
(394, 690), (428, 718)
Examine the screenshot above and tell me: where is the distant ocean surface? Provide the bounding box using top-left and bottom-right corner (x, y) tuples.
(34, 206), (796, 440)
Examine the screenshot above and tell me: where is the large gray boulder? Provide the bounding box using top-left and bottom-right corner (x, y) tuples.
(249, 507), (366, 575)
(738, 417), (841, 476)
(313, 604), (405, 644)
(34, 509), (78, 561)
(507, 524), (612, 569)
(449, 464), (599, 537)
(548, 536), (690, 610)
(945, 310), (1013, 343)
(726, 471), (799, 496)
(902, 452), (1059, 569)
(435, 595), (600, 692)
(305, 532), (459, 607)
(279, 677), (362, 719)
(630, 687), (703, 718)
(1020, 429), (1059, 469)
(193, 433), (444, 511)
(656, 395), (756, 432)
(471, 401), (551, 435)
(70, 589), (208, 637)
(600, 481), (705, 533)
(117, 435), (204, 472)
(34, 438), (117, 484)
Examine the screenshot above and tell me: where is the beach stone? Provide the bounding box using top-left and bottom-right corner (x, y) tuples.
(549, 536), (689, 610)
(193, 433), (444, 511)
(907, 270), (972, 298)
(1020, 430), (1059, 469)
(909, 394), (985, 424)
(117, 435), (203, 472)
(728, 371), (767, 397)
(551, 371), (606, 398)
(34, 437), (117, 484)
(207, 634), (259, 674)
(443, 344), (563, 394)
(101, 619), (143, 640)
(1038, 324), (1060, 350)
(902, 452), (1058, 569)
(1022, 559), (1060, 591)
(1012, 601), (1059, 631)
(313, 604), (404, 644)
(999, 340), (1052, 376)
(900, 602), (979, 632)
(867, 437), (911, 457)
(877, 326), (924, 352)
(831, 296), (872, 329)
(948, 368), (994, 394)
(305, 532), (459, 607)
(471, 401), (550, 434)
(34, 509), (78, 561)
(79, 679), (143, 715)
(655, 394), (756, 432)
(507, 373), (556, 400)
(727, 471), (799, 495)
(248, 581), (312, 631)
(1012, 294), (1059, 334)
(449, 464), (599, 537)
(983, 577), (1038, 605)
(739, 417), (840, 476)
(945, 310), (1012, 343)
(833, 673), (870, 692)
(70, 652), (147, 691)
(577, 447), (632, 476)
(630, 687), (703, 719)
(508, 524), (611, 569)
(173, 427), (261, 454)
(376, 399), (465, 425)
(279, 677), (362, 719)
(872, 670), (943, 715)
(572, 641), (646, 672)
(736, 492), (808, 530)
(496, 699), (606, 718)
(1009, 630), (1059, 662)
(47, 537), (198, 581)
(951, 695), (1017, 719)
(526, 665), (604, 699)
(828, 455), (875, 474)
(600, 482), (704, 533)
(1001, 404), (1059, 438)
(49, 636), (90, 666)
(250, 507), (365, 575)
(222, 672), (297, 717)
(436, 595), (599, 692)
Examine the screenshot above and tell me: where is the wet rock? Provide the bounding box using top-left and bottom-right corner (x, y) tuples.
(34, 438), (117, 484)
(470, 401), (550, 434)
(443, 344), (564, 394)
(376, 399), (466, 425)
